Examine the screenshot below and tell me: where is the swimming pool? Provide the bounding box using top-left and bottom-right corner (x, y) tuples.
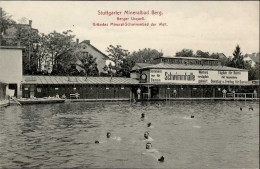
(0, 101), (258, 168)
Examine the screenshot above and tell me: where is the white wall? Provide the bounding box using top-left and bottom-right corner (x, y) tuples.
(0, 48), (23, 97)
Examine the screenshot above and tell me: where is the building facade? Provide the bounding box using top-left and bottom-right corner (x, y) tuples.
(244, 53), (259, 67)
(131, 56), (255, 99)
(21, 76), (139, 99)
(77, 40), (112, 73)
(0, 46), (24, 98)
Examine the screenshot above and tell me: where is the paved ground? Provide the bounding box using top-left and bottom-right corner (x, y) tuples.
(0, 100), (10, 107)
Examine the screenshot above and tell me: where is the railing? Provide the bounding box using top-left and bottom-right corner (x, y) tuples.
(233, 93), (257, 100)
(70, 93), (80, 99)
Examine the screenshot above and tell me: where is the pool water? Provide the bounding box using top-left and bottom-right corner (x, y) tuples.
(0, 101), (258, 168)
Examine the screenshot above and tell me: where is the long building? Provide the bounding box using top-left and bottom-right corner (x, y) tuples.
(0, 45), (258, 100)
(130, 56), (257, 99)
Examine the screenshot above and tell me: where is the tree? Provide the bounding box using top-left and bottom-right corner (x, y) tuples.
(248, 64), (260, 80)
(118, 58), (136, 77)
(10, 24), (41, 74)
(196, 50), (210, 58)
(106, 45), (130, 73)
(176, 49), (195, 57)
(128, 48), (163, 63)
(0, 8), (16, 45)
(31, 33), (49, 73)
(74, 51), (99, 77)
(46, 30), (76, 71)
(51, 52), (78, 76)
(228, 45), (245, 69)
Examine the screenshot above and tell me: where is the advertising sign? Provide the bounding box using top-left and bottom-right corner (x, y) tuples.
(150, 69), (248, 85)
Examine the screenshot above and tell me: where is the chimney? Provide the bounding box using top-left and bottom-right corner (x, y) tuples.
(86, 40), (90, 44)
(76, 38), (79, 44)
(29, 20), (32, 27)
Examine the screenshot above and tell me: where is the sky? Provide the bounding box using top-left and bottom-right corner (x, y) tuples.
(0, 1), (259, 57)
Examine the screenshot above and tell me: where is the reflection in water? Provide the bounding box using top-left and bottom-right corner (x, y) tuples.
(0, 101), (258, 168)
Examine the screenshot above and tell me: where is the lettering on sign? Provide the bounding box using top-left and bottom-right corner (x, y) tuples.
(149, 69), (248, 85)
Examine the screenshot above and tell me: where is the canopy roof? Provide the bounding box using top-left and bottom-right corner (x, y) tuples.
(22, 76), (139, 85)
(141, 63), (247, 71)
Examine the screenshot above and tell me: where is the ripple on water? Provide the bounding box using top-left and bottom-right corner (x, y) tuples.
(0, 101), (258, 168)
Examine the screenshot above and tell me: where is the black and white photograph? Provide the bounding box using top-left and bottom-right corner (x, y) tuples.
(0, 1), (259, 168)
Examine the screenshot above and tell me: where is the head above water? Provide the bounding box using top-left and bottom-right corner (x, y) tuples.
(158, 156), (164, 162)
(107, 132), (111, 138)
(141, 113), (145, 118)
(95, 140), (99, 144)
(146, 142), (152, 149)
(147, 122), (152, 127)
(144, 131), (149, 139)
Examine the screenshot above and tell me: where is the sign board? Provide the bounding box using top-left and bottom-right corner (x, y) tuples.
(149, 69), (248, 85)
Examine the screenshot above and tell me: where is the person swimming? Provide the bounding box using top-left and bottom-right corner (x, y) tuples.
(107, 132), (111, 138)
(147, 122), (152, 127)
(141, 113), (145, 119)
(191, 115), (194, 118)
(158, 156), (165, 162)
(95, 140), (99, 144)
(144, 131), (149, 139)
(240, 107), (243, 111)
(249, 107), (254, 111)
(146, 142), (152, 149)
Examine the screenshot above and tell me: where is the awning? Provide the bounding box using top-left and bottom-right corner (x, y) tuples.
(22, 76), (140, 85)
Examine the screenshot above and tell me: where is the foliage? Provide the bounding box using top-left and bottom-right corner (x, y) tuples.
(106, 45), (130, 73)
(227, 45), (245, 69)
(196, 50), (210, 58)
(46, 30), (76, 68)
(176, 49), (195, 57)
(74, 51), (99, 76)
(248, 64), (260, 80)
(0, 8), (16, 36)
(118, 58), (136, 77)
(128, 48), (163, 63)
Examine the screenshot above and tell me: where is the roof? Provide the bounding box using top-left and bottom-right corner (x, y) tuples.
(249, 56), (259, 64)
(154, 56), (218, 61)
(140, 63), (247, 71)
(0, 80), (7, 84)
(218, 53), (227, 58)
(0, 46), (25, 50)
(131, 63), (154, 71)
(22, 76), (139, 85)
(80, 40), (109, 59)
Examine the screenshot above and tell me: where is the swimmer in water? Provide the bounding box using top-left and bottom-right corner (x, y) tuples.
(249, 107), (254, 111)
(107, 132), (111, 138)
(240, 107), (243, 111)
(95, 140), (99, 144)
(146, 142), (152, 149)
(141, 113), (145, 119)
(144, 131), (149, 139)
(191, 115), (194, 118)
(147, 122), (152, 127)
(158, 156), (164, 162)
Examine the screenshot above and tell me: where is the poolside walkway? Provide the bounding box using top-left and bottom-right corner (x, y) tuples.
(68, 98), (130, 102)
(0, 100), (10, 108)
(68, 97), (259, 102)
(139, 97), (259, 101)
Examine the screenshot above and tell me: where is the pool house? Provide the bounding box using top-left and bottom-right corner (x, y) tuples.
(22, 76), (139, 100)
